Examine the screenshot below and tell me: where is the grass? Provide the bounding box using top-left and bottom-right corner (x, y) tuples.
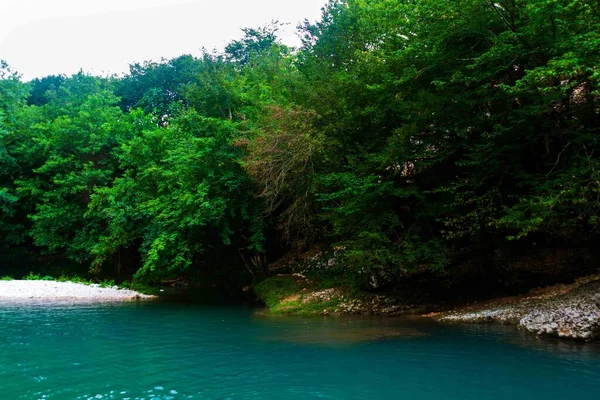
(56, 275), (94, 284)
(23, 272), (53, 281)
(22, 272), (98, 284)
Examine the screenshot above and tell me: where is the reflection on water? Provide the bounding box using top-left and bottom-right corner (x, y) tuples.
(0, 302), (599, 400)
(254, 314), (429, 345)
(457, 322), (600, 362)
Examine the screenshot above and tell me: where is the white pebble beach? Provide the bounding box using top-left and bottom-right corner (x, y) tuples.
(0, 280), (157, 302)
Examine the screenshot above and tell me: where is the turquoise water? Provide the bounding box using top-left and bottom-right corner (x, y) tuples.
(1, 302), (600, 399)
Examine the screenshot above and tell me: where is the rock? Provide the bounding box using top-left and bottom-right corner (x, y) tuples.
(437, 275), (600, 341)
(520, 307), (600, 341)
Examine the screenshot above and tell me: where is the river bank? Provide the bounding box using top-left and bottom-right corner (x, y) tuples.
(3, 274), (598, 341)
(0, 280), (157, 302)
(433, 274), (600, 341)
(255, 273), (600, 341)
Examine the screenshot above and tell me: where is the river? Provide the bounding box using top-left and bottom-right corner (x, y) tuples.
(1, 302), (599, 399)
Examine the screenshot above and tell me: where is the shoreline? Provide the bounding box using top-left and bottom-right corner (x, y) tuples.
(431, 275), (600, 341)
(4, 276), (599, 342)
(255, 273), (600, 342)
(0, 280), (158, 303)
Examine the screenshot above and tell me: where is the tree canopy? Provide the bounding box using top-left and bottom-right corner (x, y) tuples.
(1, 0), (598, 286)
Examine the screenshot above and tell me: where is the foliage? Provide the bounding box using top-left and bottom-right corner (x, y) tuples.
(293, 0), (600, 278)
(23, 272), (53, 281)
(244, 105), (323, 245)
(0, 61), (29, 250)
(87, 110), (263, 280)
(1, 0), (599, 288)
(6, 74), (151, 272)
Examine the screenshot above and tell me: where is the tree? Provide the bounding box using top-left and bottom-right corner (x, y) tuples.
(27, 75), (66, 106)
(13, 74), (138, 266)
(0, 61), (29, 251)
(88, 111), (264, 281)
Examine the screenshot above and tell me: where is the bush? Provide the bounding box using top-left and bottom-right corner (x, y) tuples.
(23, 272), (42, 280)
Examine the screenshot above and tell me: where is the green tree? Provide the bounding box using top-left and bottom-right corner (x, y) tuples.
(292, 0), (600, 280)
(0, 61), (29, 250)
(89, 110), (264, 281)
(13, 74), (139, 266)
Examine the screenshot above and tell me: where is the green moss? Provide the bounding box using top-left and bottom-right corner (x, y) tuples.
(270, 296), (342, 316)
(254, 276), (302, 308)
(255, 274), (355, 316)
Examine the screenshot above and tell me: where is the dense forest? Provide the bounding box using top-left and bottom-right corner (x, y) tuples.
(1, 0), (599, 291)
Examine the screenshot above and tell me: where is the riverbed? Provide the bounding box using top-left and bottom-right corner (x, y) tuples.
(1, 302), (599, 399)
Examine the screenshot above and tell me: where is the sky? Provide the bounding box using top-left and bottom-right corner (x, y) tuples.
(0, 0), (328, 81)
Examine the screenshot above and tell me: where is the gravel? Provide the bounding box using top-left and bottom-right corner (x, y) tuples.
(437, 275), (600, 341)
(0, 280), (157, 303)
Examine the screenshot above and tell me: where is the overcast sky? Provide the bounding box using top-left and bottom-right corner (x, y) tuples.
(0, 0), (328, 81)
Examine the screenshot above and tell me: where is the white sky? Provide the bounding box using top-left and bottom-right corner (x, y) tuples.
(0, 0), (328, 81)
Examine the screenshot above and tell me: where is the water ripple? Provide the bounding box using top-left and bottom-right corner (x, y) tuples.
(0, 303), (599, 399)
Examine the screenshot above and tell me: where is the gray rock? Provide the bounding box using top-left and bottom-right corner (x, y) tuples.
(439, 276), (600, 342)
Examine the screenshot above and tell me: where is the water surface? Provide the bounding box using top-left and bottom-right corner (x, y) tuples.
(1, 302), (599, 399)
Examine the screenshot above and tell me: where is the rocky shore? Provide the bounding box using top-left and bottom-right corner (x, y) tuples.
(0, 280), (157, 302)
(436, 275), (600, 341)
(254, 272), (431, 317)
(297, 287), (429, 316)
(257, 268), (600, 341)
